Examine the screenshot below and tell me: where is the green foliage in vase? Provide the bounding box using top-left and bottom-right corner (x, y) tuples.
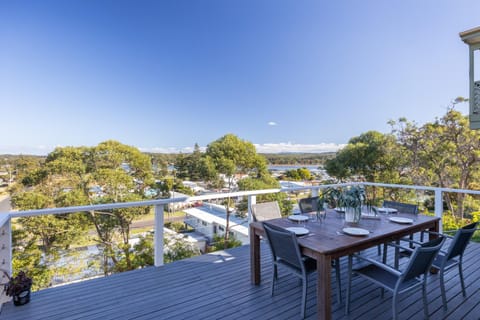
(318, 185), (366, 210)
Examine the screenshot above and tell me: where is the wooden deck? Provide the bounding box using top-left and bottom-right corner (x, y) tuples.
(1, 241), (480, 320)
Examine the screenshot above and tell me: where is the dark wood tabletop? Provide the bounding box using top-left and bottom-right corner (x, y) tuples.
(249, 211), (440, 320)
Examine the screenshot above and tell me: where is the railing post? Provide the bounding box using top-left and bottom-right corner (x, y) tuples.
(154, 204), (164, 267)
(434, 188), (443, 233)
(0, 216), (12, 306)
(247, 195), (256, 224)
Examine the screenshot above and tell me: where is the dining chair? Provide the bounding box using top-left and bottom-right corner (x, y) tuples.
(346, 236), (445, 320)
(298, 196), (343, 302)
(381, 201), (420, 267)
(382, 200), (419, 215)
(251, 201), (282, 222)
(434, 221), (478, 310)
(298, 196), (320, 213)
(402, 221), (478, 310)
(262, 222), (316, 319)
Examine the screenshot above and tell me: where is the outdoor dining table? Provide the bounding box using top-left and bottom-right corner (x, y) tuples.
(249, 210), (440, 320)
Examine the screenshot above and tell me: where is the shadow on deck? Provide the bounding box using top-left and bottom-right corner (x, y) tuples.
(1, 241), (480, 320)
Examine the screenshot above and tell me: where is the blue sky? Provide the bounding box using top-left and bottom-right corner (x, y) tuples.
(1, 1), (479, 155)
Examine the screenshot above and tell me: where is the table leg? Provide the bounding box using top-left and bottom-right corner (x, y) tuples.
(429, 220), (440, 274)
(250, 225), (261, 284)
(429, 220), (440, 240)
(317, 254), (331, 320)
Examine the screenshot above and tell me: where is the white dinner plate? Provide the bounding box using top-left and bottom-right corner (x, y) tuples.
(285, 227), (310, 236)
(342, 227), (370, 236)
(376, 207), (398, 214)
(389, 217), (414, 224)
(288, 215), (309, 222)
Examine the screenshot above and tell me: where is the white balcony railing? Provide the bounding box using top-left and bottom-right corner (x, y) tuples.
(1, 181), (480, 304)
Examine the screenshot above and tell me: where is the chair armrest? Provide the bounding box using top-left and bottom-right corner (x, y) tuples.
(398, 238), (423, 246)
(352, 253), (402, 276)
(385, 242), (415, 252)
(423, 230), (454, 239)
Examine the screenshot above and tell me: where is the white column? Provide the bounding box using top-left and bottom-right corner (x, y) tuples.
(434, 189), (443, 233)
(0, 216), (12, 305)
(247, 195), (256, 224)
(154, 204), (164, 267)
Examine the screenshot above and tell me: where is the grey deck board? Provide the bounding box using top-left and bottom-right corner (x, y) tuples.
(1, 240), (480, 320)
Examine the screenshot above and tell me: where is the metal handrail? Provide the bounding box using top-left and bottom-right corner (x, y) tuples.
(1, 181), (479, 274)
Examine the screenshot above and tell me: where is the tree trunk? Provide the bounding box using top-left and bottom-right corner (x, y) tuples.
(224, 197), (231, 249)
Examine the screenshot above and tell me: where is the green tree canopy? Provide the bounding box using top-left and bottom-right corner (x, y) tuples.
(325, 131), (405, 183)
(392, 110), (480, 218)
(204, 134), (270, 247)
(11, 140), (156, 284)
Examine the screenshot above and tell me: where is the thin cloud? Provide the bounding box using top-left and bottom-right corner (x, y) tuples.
(0, 143), (343, 155)
(139, 146), (207, 154)
(254, 142), (345, 153)
(268, 121), (278, 126)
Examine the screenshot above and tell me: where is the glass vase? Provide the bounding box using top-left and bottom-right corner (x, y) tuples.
(344, 207), (361, 224)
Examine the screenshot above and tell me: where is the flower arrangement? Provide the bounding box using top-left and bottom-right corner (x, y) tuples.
(318, 185), (366, 223)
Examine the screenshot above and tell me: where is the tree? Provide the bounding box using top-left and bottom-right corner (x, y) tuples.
(132, 233), (200, 267)
(11, 161), (87, 287)
(326, 131), (405, 183)
(10, 140), (156, 283)
(284, 167), (312, 181)
(237, 173), (292, 218)
(85, 141), (154, 274)
(204, 134), (269, 248)
(392, 110), (480, 218)
(174, 143), (204, 181)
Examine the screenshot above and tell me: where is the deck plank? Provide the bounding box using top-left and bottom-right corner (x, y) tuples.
(1, 240), (480, 320)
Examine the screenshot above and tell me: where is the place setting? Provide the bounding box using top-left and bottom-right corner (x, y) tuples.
(286, 214), (317, 236)
(337, 226), (371, 237)
(285, 226), (310, 236)
(375, 207), (398, 214)
(287, 214), (309, 223)
(388, 216), (414, 224)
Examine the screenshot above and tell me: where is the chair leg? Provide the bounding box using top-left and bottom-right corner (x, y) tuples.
(394, 240), (400, 269)
(392, 291), (398, 320)
(271, 265), (277, 297)
(382, 242), (388, 264)
(345, 255), (352, 315)
(422, 281), (429, 319)
(439, 268), (447, 311)
(335, 258), (342, 304)
(377, 244), (381, 256)
(459, 260), (466, 297)
(409, 233), (414, 249)
(301, 276), (307, 319)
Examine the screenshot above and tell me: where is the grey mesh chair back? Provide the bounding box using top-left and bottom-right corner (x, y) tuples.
(382, 200), (418, 214)
(263, 222), (305, 272)
(401, 236), (445, 283)
(432, 221), (478, 310)
(263, 222), (314, 318)
(382, 201), (420, 266)
(445, 222), (477, 260)
(251, 201), (282, 222)
(298, 196), (343, 304)
(298, 196), (320, 213)
(347, 236), (444, 320)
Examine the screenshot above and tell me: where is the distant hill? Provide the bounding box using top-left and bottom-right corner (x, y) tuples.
(1, 151), (337, 167)
(261, 152), (336, 165)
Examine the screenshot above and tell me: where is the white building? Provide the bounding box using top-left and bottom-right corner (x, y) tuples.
(184, 205), (249, 245)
